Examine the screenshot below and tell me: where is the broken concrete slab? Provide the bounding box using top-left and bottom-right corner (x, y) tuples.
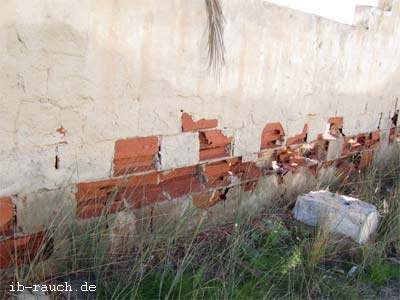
(293, 191), (379, 244)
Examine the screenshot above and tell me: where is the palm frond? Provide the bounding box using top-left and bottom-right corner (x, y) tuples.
(205, 0), (225, 74)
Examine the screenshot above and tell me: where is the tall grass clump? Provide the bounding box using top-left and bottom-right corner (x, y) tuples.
(1, 145), (399, 299)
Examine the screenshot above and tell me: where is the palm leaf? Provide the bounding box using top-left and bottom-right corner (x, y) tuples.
(205, 0), (225, 73)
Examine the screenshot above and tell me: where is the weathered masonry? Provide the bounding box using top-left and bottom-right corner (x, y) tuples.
(0, 0), (400, 269)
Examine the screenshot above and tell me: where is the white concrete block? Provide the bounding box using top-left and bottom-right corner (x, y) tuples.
(233, 126), (263, 158)
(160, 133), (199, 170)
(293, 191), (379, 244)
(326, 137), (344, 161)
(16, 186), (77, 234)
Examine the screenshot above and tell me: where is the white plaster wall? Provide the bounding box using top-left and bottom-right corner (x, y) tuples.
(0, 0), (399, 197)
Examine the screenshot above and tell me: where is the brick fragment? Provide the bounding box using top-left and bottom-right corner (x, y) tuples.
(76, 172), (158, 219)
(328, 117), (344, 126)
(181, 113), (218, 132)
(159, 166), (202, 201)
(0, 197), (13, 233)
(231, 161), (262, 181)
(359, 150), (373, 170)
(0, 231), (48, 269)
(77, 203), (106, 219)
(261, 123), (285, 149)
(113, 136), (158, 176)
(243, 181), (258, 192)
(286, 124), (308, 146)
(192, 191), (221, 209)
(204, 160), (232, 188)
(199, 130), (232, 161)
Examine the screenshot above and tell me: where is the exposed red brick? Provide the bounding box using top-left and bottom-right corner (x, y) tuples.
(342, 136), (356, 155)
(204, 160), (232, 188)
(181, 113), (218, 132)
(160, 166), (195, 182)
(308, 164), (318, 176)
(199, 130), (232, 161)
(0, 197), (13, 233)
(275, 148), (292, 164)
(0, 231), (47, 269)
(286, 124), (308, 146)
(56, 126), (66, 136)
(231, 161), (262, 181)
(76, 172), (158, 219)
(113, 136), (158, 176)
(389, 127), (396, 143)
(359, 150), (373, 170)
(77, 203), (105, 219)
(243, 181), (258, 192)
(159, 166), (202, 199)
(192, 191), (221, 209)
(289, 155), (307, 166)
(77, 178), (122, 204)
(261, 123), (285, 150)
(328, 117), (344, 126)
(371, 130), (380, 141)
(366, 130), (380, 149)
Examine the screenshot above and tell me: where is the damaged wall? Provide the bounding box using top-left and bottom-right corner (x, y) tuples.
(0, 0), (400, 269)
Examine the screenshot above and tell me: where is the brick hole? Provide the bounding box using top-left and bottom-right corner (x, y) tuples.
(389, 110), (399, 143)
(392, 110), (399, 127)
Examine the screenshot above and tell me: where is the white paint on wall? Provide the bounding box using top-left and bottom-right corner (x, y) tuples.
(265, 0), (379, 24)
(0, 0), (398, 197)
(160, 133), (200, 170)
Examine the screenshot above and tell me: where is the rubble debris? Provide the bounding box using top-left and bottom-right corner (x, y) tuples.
(293, 191), (379, 244)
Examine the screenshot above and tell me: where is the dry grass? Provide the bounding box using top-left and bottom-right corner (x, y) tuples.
(1, 145), (399, 299)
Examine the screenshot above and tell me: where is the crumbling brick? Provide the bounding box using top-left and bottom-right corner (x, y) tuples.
(0, 197), (13, 234)
(159, 166), (202, 199)
(0, 231), (48, 269)
(328, 117), (344, 126)
(77, 203), (107, 219)
(261, 123), (285, 149)
(243, 181), (258, 192)
(113, 136), (159, 176)
(204, 160), (232, 188)
(181, 113), (218, 132)
(199, 130), (232, 161)
(76, 172), (158, 219)
(358, 150), (373, 170)
(389, 127), (397, 143)
(286, 124), (308, 146)
(231, 161), (262, 181)
(192, 191), (221, 209)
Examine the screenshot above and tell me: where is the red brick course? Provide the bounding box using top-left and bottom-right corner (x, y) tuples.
(113, 136), (159, 176)
(71, 115), (381, 221)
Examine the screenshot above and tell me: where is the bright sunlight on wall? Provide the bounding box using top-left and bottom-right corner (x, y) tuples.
(265, 0), (379, 24)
